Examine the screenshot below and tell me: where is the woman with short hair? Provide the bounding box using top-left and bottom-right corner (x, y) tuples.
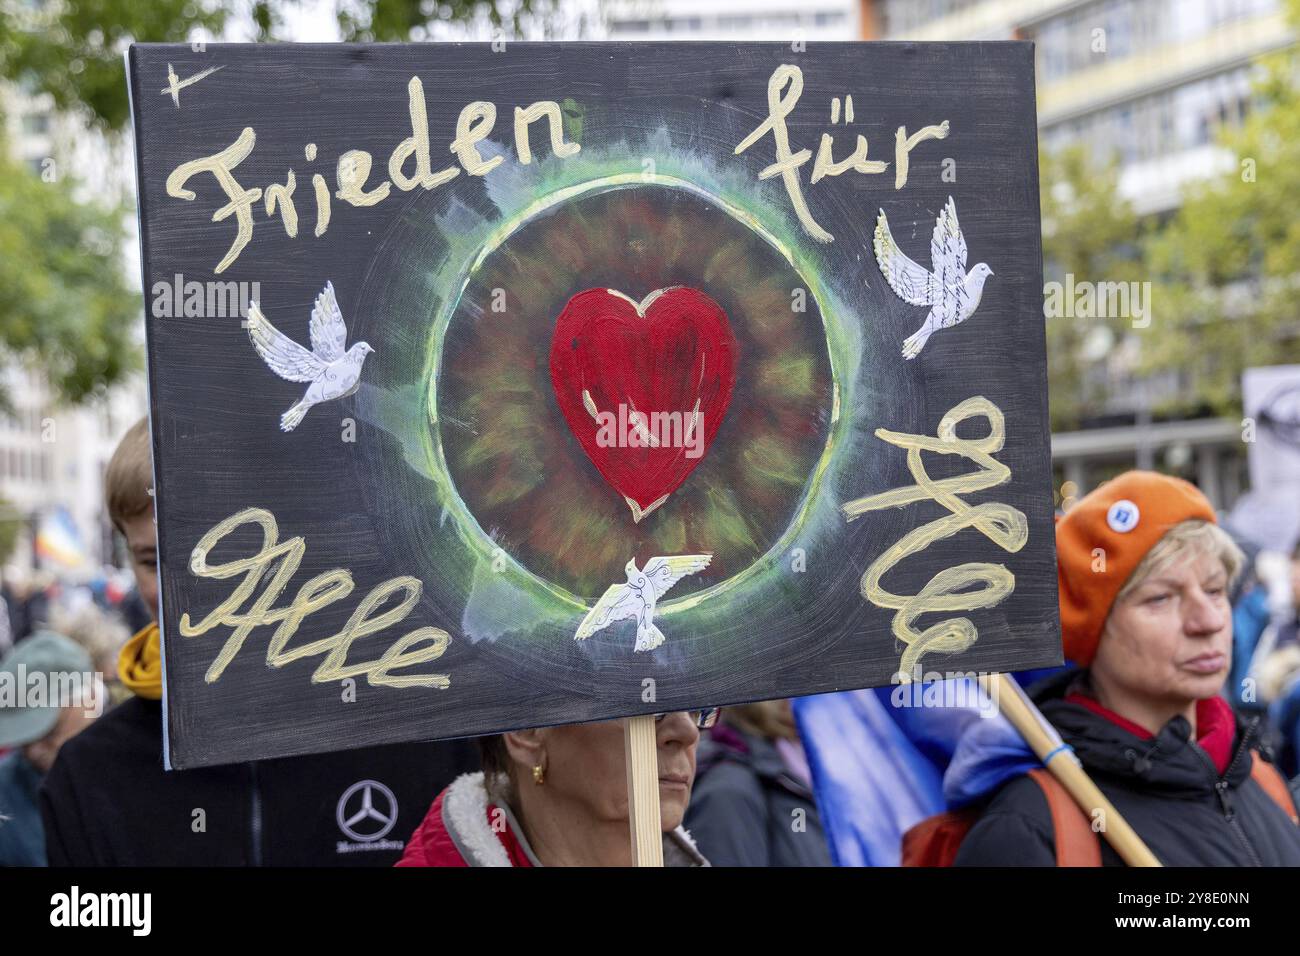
(397, 711), (715, 867)
(955, 471), (1300, 866)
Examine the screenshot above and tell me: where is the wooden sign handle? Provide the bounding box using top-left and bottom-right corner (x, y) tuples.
(979, 673), (1161, 867)
(624, 715), (664, 867)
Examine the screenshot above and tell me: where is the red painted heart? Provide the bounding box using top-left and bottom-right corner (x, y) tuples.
(549, 286), (737, 521)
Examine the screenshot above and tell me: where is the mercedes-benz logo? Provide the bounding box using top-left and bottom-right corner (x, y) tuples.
(336, 779), (398, 843)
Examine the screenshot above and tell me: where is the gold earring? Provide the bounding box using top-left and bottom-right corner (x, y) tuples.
(532, 764), (545, 786)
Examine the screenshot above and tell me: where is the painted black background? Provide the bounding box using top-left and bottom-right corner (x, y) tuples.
(128, 42), (1059, 769)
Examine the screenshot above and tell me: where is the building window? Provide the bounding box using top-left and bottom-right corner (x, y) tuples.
(1042, 66), (1256, 167)
(1027, 0), (1280, 84)
(881, 0), (983, 36)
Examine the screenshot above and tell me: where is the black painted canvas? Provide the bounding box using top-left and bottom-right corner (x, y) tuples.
(127, 41), (1061, 769)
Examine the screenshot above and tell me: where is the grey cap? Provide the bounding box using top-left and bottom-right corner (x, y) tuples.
(0, 631), (94, 749)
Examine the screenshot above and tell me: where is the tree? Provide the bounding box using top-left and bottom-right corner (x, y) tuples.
(1141, 0), (1300, 416)
(0, 494), (20, 566)
(0, 0), (573, 133)
(338, 0), (583, 43)
(0, 0), (228, 132)
(0, 0), (571, 407)
(0, 137), (138, 406)
(1039, 144), (1146, 431)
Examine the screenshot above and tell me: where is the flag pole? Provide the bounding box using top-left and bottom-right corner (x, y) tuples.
(624, 715), (664, 866)
(978, 673), (1162, 867)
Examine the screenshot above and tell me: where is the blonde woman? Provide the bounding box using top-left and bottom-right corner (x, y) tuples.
(956, 472), (1300, 866)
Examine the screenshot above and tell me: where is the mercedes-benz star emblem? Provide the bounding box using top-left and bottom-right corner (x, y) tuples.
(336, 779), (398, 843)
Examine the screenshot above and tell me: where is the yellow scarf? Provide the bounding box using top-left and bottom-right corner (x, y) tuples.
(118, 622), (163, 700)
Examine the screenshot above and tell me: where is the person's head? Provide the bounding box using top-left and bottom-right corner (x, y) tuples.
(51, 604), (130, 682)
(0, 632), (99, 774)
(479, 712), (705, 834)
(721, 699), (798, 741)
(106, 417), (157, 621)
(1057, 471), (1242, 718)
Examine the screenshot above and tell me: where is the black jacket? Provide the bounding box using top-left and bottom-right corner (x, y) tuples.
(41, 696), (477, 866)
(955, 672), (1300, 866)
(685, 727), (833, 867)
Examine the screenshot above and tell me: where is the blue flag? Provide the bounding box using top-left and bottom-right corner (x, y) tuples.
(793, 668), (1067, 866)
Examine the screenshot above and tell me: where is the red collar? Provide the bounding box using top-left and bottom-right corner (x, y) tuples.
(486, 802), (535, 867)
(1065, 692), (1236, 775)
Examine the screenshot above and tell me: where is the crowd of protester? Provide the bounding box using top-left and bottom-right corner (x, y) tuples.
(1, 417), (1298, 866)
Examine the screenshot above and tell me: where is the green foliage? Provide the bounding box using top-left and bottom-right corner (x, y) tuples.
(0, 0), (542, 407)
(1043, 0), (1300, 426)
(338, 0), (561, 42)
(1142, 32), (1300, 416)
(0, 143), (139, 404)
(1039, 145), (1145, 430)
(0, 0), (563, 132)
(0, 494), (20, 565)
(0, 0), (229, 131)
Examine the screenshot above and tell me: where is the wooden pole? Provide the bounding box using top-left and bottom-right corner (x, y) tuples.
(624, 715), (664, 867)
(978, 673), (1161, 867)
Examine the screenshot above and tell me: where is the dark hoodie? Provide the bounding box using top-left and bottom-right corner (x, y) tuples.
(40, 696), (478, 866)
(955, 672), (1300, 866)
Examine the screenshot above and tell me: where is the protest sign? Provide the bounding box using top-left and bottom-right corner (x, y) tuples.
(127, 41), (1060, 768)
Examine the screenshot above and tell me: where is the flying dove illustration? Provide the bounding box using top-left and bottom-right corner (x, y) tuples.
(873, 196), (994, 360)
(575, 555), (712, 652)
(246, 281), (375, 431)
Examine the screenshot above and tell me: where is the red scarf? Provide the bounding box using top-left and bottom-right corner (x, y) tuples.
(1065, 692), (1236, 775)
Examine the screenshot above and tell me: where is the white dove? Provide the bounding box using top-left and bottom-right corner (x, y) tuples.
(246, 281), (375, 431)
(873, 196), (994, 360)
(575, 554), (712, 652)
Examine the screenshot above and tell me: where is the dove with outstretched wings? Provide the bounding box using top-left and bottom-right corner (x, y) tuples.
(575, 554), (712, 652)
(873, 196), (994, 359)
(246, 281), (375, 431)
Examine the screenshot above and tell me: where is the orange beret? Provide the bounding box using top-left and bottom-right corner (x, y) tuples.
(1057, 471), (1217, 667)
